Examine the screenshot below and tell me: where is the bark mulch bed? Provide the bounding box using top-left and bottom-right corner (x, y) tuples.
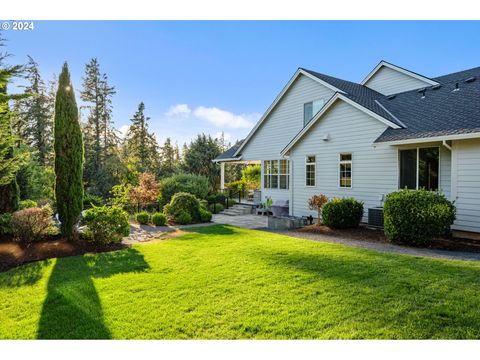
(299, 224), (480, 253)
(0, 235), (127, 272)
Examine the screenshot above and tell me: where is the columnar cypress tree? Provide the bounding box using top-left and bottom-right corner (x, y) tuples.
(54, 62), (84, 239)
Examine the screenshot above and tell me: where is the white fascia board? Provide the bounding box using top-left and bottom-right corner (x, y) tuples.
(378, 132), (480, 146)
(211, 156), (242, 163)
(280, 93), (400, 156)
(233, 69), (344, 157)
(361, 60), (439, 86)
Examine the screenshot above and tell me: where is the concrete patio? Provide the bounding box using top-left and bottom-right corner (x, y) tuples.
(212, 213), (267, 229)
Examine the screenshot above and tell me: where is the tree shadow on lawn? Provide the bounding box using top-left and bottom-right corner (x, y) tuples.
(254, 247), (480, 338)
(0, 258), (52, 288)
(37, 248), (150, 339)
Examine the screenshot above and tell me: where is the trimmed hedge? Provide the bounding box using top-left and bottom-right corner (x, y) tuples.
(384, 189), (456, 245)
(135, 211), (150, 225)
(18, 199), (38, 210)
(83, 206), (130, 244)
(163, 192), (200, 224)
(151, 212), (167, 226)
(322, 197), (364, 229)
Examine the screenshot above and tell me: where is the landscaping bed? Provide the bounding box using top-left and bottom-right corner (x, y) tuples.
(0, 236), (127, 272)
(298, 224), (480, 253)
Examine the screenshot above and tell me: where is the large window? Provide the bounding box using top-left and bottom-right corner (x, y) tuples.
(399, 147), (439, 191)
(306, 155), (316, 186)
(339, 153), (352, 188)
(264, 160), (289, 189)
(303, 99), (325, 127)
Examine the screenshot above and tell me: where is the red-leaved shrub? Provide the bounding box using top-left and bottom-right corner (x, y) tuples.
(12, 207), (56, 242)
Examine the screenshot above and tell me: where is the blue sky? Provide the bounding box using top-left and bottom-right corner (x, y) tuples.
(3, 21), (480, 147)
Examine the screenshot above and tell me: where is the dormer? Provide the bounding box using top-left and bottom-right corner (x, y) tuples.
(361, 61), (439, 95)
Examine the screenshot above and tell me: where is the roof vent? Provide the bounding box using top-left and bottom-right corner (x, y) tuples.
(432, 84), (442, 90)
(387, 95), (396, 100)
(419, 89), (426, 98)
(465, 76), (476, 83)
(453, 82), (460, 92)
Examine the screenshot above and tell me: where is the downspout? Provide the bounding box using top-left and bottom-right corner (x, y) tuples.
(442, 140), (452, 151)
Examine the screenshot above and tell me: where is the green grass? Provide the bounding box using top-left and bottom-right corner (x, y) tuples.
(1, 224), (480, 339)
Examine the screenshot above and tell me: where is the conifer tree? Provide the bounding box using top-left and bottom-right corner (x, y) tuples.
(123, 102), (159, 174)
(159, 137), (177, 178)
(54, 62), (84, 239)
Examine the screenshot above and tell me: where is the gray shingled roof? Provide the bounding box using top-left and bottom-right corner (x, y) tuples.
(213, 140), (244, 161)
(214, 64), (480, 161)
(375, 66), (480, 142)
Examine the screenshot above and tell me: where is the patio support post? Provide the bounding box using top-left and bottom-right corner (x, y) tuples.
(220, 162), (225, 191)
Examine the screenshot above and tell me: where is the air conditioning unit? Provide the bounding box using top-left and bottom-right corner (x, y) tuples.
(368, 207), (384, 229)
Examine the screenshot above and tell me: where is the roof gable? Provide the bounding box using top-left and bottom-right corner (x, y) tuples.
(281, 93), (401, 156)
(233, 69), (343, 157)
(361, 61), (438, 95)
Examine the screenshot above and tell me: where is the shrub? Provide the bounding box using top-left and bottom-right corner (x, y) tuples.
(209, 203), (224, 214)
(83, 193), (104, 209)
(322, 197), (364, 229)
(158, 173), (210, 207)
(226, 179), (247, 191)
(308, 194), (329, 225)
(384, 189), (456, 245)
(0, 213), (13, 235)
(136, 211), (150, 225)
(206, 192), (226, 205)
(241, 164), (261, 189)
(227, 198), (236, 207)
(12, 207), (56, 242)
(200, 208), (212, 222)
(176, 211), (192, 225)
(163, 192), (201, 224)
(18, 199), (38, 210)
(199, 199), (208, 210)
(83, 206), (130, 244)
(151, 212), (167, 226)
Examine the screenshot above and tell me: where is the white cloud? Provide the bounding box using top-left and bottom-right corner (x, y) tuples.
(165, 104), (191, 117)
(193, 106), (258, 129)
(118, 125), (130, 139)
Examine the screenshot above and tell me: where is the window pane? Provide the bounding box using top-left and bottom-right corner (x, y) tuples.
(312, 99), (324, 116)
(306, 164), (315, 186)
(264, 160), (270, 175)
(419, 147), (439, 190)
(280, 159), (288, 174)
(264, 175), (270, 188)
(271, 174), (278, 188)
(306, 155), (315, 163)
(271, 160), (279, 174)
(304, 102), (313, 126)
(399, 149), (417, 189)
(339, 163), (352, 188)
(280, 175), (288, 189)
(340, 153), (352, 161)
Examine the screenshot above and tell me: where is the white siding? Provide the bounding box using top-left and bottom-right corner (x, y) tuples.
(241, 74), (335, 161)
(451, 139), (480, 233)
(364, 66), (432, 95)
(288, 101), (453, 222)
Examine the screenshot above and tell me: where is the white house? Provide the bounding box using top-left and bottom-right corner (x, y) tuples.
(214, 61), (480, 234)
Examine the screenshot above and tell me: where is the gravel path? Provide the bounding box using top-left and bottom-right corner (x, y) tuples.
(270, 229), (480, 262)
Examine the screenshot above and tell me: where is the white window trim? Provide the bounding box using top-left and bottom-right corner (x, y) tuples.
(338, 153), (353, 189)
(397, 146), (441, 190)
(305, 155), (316, 187)
(263, 159), (290, 190)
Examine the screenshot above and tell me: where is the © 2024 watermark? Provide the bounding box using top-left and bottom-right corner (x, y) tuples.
(1, 21), (35, 31)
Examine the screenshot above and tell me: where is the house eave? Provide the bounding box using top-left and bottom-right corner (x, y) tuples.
(361, 60), (439, 87)
(376, 132), (480, 146)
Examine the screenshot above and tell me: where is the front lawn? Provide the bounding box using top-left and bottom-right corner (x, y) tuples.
(1, 224), (480, 339)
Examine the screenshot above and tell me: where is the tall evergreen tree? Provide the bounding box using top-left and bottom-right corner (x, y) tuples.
(183, 134), (222, 189)
(54, 62), (84, 239)
(159, 137), (178, 178)
(0, 39), (23, 213)
(123, 102), (159, 174)
(80, 58), (118, 195)
(19, 56), (53, 166)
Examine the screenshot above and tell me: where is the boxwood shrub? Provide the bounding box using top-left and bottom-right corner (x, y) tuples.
(83, 206), (130, 244)
(135, 211), (150, 225)
(158, 173), (210, 207)
(163, 192), (200, 224)
(322, 197), (364, 229)
(151, 212), (167, 226)
(18, 199), (38, 210)
(0, 213), (13, 235)
(384, 189), (456, 245)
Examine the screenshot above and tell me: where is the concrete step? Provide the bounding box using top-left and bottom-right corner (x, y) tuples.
(220, 204), (252, 216)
